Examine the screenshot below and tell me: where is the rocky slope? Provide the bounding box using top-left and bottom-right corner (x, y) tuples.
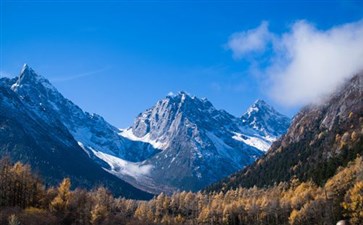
(117, 92), (290, 193)
(207, 72), (363, 192)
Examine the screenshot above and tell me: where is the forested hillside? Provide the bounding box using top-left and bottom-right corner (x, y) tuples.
(207, 73), (363, 191)
(1, 155), (362, 225)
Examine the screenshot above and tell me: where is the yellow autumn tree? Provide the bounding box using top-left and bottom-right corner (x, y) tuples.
(90, 187), (113, 225)
(49, 178), (71, 214)
(342, 181), (363, 225)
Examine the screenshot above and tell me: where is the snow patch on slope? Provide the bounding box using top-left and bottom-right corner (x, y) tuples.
(232, 132), (272, 152)
(91, 149), (152, 179)
(119, 128), (169, 150)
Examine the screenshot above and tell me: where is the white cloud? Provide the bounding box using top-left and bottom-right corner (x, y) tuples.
(228, 20), (363, 106)
(269, 20), (363, 106)
(227, 21), (272, 59)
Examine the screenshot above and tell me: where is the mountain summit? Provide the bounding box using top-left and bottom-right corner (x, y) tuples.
(123, 91), (241, 150)
(0, 65), (153, 199)
(12, 64), (40, 86)
(242, 99), (291, 138)
(118, 92), (290, 193)
(10, 65), (158, 162)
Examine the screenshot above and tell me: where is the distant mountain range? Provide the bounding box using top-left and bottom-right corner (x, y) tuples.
(207, 72), (363, 192)
(0, 64), (290, 196)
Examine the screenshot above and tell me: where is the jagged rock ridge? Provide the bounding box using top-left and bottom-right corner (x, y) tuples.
(118, 92), (290, 193)
(207, 72), (363, 192)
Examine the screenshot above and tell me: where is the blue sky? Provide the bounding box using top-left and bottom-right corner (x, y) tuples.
(1, 0), (363, 128)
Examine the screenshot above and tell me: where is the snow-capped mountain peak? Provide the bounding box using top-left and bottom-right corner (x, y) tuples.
(164, 91), (210, 109)
(8, 65), (159, 162)
(20, 63), (30, 74)
(117, 93), (291, 193)
(123, 91), (234, 148)
(242, 99), (291, 137)
(11, 64), (57, 93)
(245, 99), (275, 117)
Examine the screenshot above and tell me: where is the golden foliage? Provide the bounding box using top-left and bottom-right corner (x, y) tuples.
(49, 178), (71, 213)
(1, 156), (362, 225)
(342, 181), (363, 225)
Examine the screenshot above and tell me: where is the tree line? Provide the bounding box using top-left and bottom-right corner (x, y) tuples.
(0, 155), (362, 225)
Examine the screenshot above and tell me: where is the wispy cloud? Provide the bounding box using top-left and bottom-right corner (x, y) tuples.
(51, 67), (110, 82)
(227, 19), (363, 107)
(167, 91), (175, 96)
(226, 21), (272, 59)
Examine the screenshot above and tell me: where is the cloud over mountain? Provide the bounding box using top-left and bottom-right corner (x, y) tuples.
(226, 21), (272, 59)
(227, 19), (363, 106)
